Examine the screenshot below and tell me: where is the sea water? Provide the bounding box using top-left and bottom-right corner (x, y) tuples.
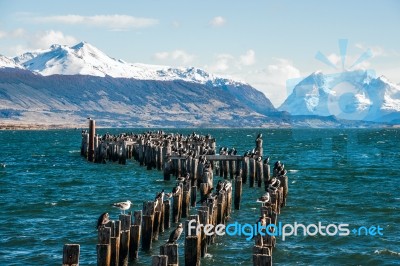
(0, 128), (399, 265)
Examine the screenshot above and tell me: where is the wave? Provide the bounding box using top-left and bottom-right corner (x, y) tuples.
(374, 249), (400, 257)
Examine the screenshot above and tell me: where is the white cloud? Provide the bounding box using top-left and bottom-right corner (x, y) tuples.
(33, 14), (158, 30)
(208, 54), (235, 72)
(154, 52), (169, 60)
(240, 49), (255, 66)
(209, 16), (226, 27)
(0, 28), (26, 39)
(239, 58), (301, 107)
(207, 49), (256, 73)
(153, 50), (195, 65)
(29, 30), (78, 49)
(325, 52), (371, 70)
(355, 43), (386, 57)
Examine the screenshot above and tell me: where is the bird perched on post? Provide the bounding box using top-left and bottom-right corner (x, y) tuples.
(256, 192), (271, 204)
(167, 223), (183, 243)
(96, 212), (110, 229)
(112, 200), (132, 214)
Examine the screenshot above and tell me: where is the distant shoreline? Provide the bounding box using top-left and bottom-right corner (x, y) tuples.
(0, 123), (83, 130)
(1, 122), (399, 130)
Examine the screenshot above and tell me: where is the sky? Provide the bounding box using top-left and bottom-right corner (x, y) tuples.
(0, 0), (399, 107)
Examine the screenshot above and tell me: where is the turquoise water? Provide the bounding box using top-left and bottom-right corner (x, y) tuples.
(0, 128), (399, 265)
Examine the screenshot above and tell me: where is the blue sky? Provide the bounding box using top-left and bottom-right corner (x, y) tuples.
(0, 0), (399, 106)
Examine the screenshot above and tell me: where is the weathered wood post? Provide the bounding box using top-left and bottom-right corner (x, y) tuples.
(163, 200), (171, 230)
(185, 217), (201, 266)
(62, 244), (80, 266)
(182, 182), (191, 218)
(249, 157), (256, 187)
(223, 159), (229, 179)
(191, 158), (198, 186)
(263, 160), (270, 191)
(105, 220), (120, 266)
(234, 176), (243, 210)
(253, 246), (272, 266)
(164, 158), (172, 180)
(119, 214), (131, 266)
(242, 156), (249, 183)
(172, 190), (182, 223)
(153, 195), (163, 240)
(217, 191), (226, 224)
(141, 201), (155, 251)
(88, 119), (95, 162)
(278, 174), (288, 206)
(190, 186), (197, 207)
(255, 136), (263, 158)
(256, 158), (263, 188)
(152, 255), (168, 266)
(129, 211), (141, 261)
(197, 209), (209, 257)
(160, 243), (179, 266)
(199, 183), (209, 203)
(97, 227), (111, 266)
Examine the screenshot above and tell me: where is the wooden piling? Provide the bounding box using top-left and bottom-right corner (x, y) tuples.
(234, 176), (242, 210)
(62, 244), (80, 266)
(253, 254), (272, 266)
(153, 211), (161, 240)
(88, 119), (95, 162)
(263, 161), (270, 191)
(185, 236), (200, 266)
(152, 255), (168, 266)
(97, 244), (111, 266)
(182, 184), (191, 218)
(190, 186), (197, 207)
(172, 193), (182, 223)
(197, 210), (208, 257)
(141, 215), (154, 251)
(242, 156), (249, 183)
(249, 157), (256, 187)
(119, 214), (131, 266)
(163, 200), (171, 230)
(129, 225), (140, 260)
(256, 159), (263, 188)
(160, 243), (178, 266)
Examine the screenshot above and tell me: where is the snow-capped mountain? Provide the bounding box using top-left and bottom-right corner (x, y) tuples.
(279, 70), (400, 122)
(0, 54), (22, 68)
(0, 42), (280, 127)
(14, 41), (245, 86)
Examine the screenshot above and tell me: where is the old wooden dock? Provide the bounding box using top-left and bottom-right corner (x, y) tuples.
(64, 119), (289, 266)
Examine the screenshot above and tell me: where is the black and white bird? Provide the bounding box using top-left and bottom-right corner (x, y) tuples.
(168, 223), (183, 243)
(257, 133), (263, 139)
(96, 212), (110, 229)
(112, 200), (132, 214)
(256, 192), (270, 203)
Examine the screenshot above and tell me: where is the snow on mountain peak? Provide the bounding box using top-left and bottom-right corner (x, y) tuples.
(279, 69), (400, 122)
(0, 54), (23, 68)
(12, 42), (243, 86)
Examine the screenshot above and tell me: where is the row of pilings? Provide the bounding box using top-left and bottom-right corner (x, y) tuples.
(64, 120), (288, 266)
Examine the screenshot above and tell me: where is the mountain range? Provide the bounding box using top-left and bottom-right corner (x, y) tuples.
(0, 42), (399, 128)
